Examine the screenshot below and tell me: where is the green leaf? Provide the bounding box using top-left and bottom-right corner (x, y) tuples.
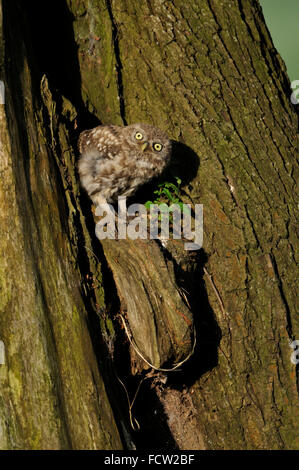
(162, 188), (173, 200)
(144, 201), (153, 209)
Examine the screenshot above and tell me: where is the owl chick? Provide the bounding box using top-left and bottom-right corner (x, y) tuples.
(78, 123), (172, 206)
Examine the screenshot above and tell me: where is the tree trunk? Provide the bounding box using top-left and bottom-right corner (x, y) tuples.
(0, 0), (298, 450)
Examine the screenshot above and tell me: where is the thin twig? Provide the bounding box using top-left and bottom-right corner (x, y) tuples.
(116, 375), (141, 431)
(119, 314), (196, 373)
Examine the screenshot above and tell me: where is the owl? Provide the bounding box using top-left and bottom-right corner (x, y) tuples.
(78, 123), (172, 206)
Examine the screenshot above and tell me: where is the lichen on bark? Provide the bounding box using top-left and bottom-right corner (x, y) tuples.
(0, 0), (298, 450)
(0, 0), (122, 449)
(65, 0), (299, 449)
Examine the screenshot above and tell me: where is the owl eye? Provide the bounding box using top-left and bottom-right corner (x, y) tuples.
(153, 142), (163, 152)
(135, 132), (144, 140)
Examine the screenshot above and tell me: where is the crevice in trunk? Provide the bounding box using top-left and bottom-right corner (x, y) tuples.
(2, 0), (298, 451)
(105, 0), (127, 125)
(270, 253), (293, 339)
(22, 0), (100, 131)
(11, 0), (210, 449)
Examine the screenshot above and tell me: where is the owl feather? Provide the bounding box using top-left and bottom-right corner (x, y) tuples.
(78, 123), (172, 205)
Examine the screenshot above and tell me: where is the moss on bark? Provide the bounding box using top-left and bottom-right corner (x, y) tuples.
(68, 0), (298, 449)
(0, 0), (298, 450)
(0, 0), (121, 449)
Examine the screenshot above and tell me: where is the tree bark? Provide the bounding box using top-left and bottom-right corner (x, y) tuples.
(0, 0), (298, 450)
(0, 0), (122, 450)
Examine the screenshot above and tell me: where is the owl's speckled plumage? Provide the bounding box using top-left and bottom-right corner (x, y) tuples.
(78, 123), (172, 205)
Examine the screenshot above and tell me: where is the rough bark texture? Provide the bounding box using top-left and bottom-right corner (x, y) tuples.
(0, 0), (122, 450)
(0, 0), (298, 450)
(101, 237), (195, 372)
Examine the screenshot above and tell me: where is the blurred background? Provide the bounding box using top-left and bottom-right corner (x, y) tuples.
(260, 0), (298, 82)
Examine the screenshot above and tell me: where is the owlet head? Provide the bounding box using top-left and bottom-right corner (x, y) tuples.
(124, 123), (172, 162)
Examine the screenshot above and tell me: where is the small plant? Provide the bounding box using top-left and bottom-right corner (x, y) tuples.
(145, 176), (180, 207)
(145, 176), (190, 220)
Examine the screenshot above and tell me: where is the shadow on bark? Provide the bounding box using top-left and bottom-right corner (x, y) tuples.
(16, 0), (220, 446)
(23, 0), (100, 130)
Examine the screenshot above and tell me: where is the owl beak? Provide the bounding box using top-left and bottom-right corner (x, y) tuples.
(141, 142), (149, 152)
